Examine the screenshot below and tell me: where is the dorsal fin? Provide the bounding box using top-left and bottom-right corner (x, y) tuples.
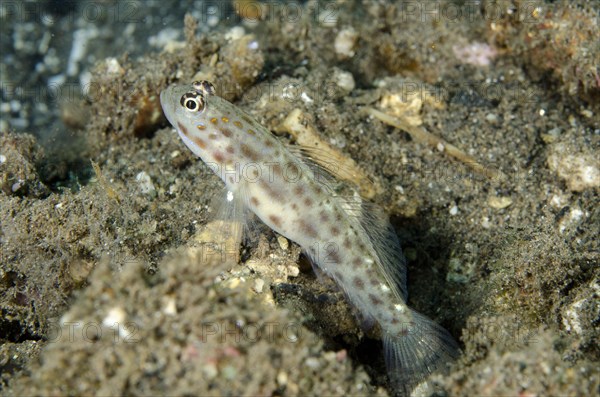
(286, 143), (380, 199)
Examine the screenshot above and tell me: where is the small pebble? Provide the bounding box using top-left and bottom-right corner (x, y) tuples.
(305, 357), (321, 369)
(488, 196), (513, 209)
(102, 307), (126, 327)
(547, 143), (600, 191)
(277, 236), (289, 250)
(485, 113), (498, 122)
(334, 70), (355, 92)
(334, 27), (358, 58)
(277, 371), (288, 386)
(163, 296), (177, 315)
(253, 278), (265, 293)
(136, 171), (157, 197)
(202, 363), (218, 379)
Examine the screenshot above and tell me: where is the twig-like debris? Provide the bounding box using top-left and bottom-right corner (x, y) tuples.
(366, 107), (506, 181)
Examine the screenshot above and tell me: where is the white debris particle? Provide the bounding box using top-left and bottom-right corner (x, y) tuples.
(547, 143), (600, 192)
(104, 58), (124, 75)
(148, 27), (181, 49)
(0, 154), (6, 164)
(485, 113), (498, 122)
(318, 10), (337, 27)
(481, 216), (491, 229)
(558, 207), (584, 233)
(300, 92), (313, 103)
(253, 278), (265, 293)
(136, 171), (157, 197)
(487, 196), (513, 209)
(10, 100), (21, 112)
(225, 26), (245, 41)
(334, 70), (355, 92)
(334, 27), (358, 58)
(47, 74), (66, 88)
(563, 298), (585, 335)
(277, 371), (288, 386)
(163, 296), (177, 315)
(11, 180), (24, 192)
(277, 236), (289, 250)
(102, 306), (126, 328)
(449, 205), (459, 215)
(452, 42), (497, 66)
(203, 363), (218, 379)
(305, 357), (321, 369)
(68, 27), (99, 76)
(287, 265), (300, 277)
(79, 70), (92, 92)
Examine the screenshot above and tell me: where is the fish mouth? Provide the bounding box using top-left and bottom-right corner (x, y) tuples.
(159, 87), (177, 126)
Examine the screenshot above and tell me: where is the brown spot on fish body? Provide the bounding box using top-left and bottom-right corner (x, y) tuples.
(247, 129), (256, 136)
(269, 215), (283, 228)
(250, 196), (260, 206)
(353, 277), (365, 289)
(352, 258), (362, 267)
(240, 144), (259, 161)
(233, 121), (243, 128)
(213, 151), (225, 163)
(264, 139), (274, 148)
(369, 294), (383, 305)
(177, 121), (190, 138)
(328, 250), (341, 264)
(226, 145), (235, 154)
(221, 128), (232, 137)
(294, 185), (304, 196)
(299, 219), (318, 239)
(343, 237), (352, 249)
(259, 180), (284, 203)
(319, 211), (329, 222)
(304, 197), (313, 207)
(192, 136), (207, 149)
(270, 163), (283, 179)
(331, 226), (340, 236)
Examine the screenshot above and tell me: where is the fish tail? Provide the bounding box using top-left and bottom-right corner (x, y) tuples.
(383, 309), (460, 396)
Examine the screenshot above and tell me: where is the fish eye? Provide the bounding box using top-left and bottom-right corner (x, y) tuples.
(192, 80), (216, 97)
(180, 92), (205, 112)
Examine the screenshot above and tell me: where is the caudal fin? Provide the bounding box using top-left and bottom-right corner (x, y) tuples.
(383, 309), (460, 397)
